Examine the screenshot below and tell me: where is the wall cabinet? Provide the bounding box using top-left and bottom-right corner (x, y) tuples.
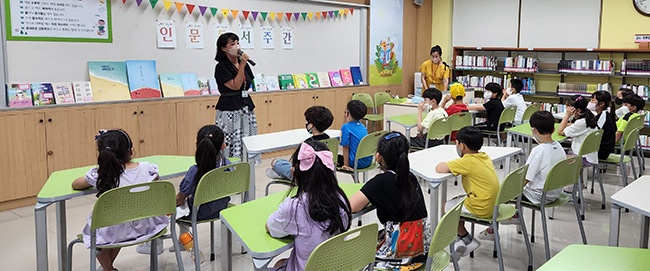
(176, 97), (219, 156)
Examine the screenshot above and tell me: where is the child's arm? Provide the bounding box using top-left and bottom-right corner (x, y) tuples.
(71, 176), (91, 190)
(557, 107), (574, 136)
(436, 162), (450, 173)
(441, 94), (452, 109)
(615, 131), (623, 143)
(349, 191), (370, 213)
(175, 192), (187, 207)
(417, 102), (426, 133)
(466, 103), (485, 111)
(341, 146), (352, 170)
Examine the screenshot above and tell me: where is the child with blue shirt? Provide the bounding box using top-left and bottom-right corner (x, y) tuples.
(338, 100), (371, 171)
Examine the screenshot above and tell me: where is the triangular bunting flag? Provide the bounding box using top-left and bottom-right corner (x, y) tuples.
(231, 9), (239, 18)
(261, 12), (268, 21)
(268, 12), (274, 21)
(174, 2), (183, 12)
(210, 7), (218, 16)
(349, 8), (354, 15)
(199, 5), (207, 16)
(307, 12), (313, 20)
(339, 10), (344, 16)
(301, 12), (307, 20)
(163, 0), (171, 10)
(321, 11), (328, 19)
(293, 13), (300, 20)
(242, 11), (250, 20)
(136, 0), (143, 6)
(222, 9), (229, 17)
(252, 11), (259, 21)
(149, 0), (158, 8)
(328, 11), (334, 18)
(315, 12), (321, 19)
(285, 12), (292, 21)
(186, 4), (195, 14)
(122, 0), (126, 3)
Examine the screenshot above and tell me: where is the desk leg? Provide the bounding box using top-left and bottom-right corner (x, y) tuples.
(35, 202), (50, 271)
(641, 216), (649, 248)
(506, 132), (512, 147)
(387, 120), (392, 132)
(609, 204), (622, 246)
(56, 201), (67, 271)
(243, 145), (255, 202)
(429, 182), (440, 231)
(221, 221), (232, 271)
(441, 181), (448, 218)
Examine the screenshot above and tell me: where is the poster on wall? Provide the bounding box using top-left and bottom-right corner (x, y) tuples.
(6, 0), (112, 42)
(239, 24), (254, 49)
(261, 26), (274, 49)
(186, 22), (204, 49)
(156, 20), (177, 48)
(214, 23), (230, 39)
(369, 0), (403, 85)
(281, 26), (293, 49)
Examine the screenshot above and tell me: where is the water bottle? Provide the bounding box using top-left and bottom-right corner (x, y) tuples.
(179, 232), (206, 263)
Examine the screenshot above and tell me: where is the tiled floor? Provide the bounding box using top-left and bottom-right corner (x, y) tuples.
(2, 152), (648, 270)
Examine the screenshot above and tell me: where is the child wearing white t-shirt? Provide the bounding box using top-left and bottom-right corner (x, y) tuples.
(558, 96), (599, 166)
(501, 78), (527, 124)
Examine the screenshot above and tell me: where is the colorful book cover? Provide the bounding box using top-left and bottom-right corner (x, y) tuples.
(88, 61), (131, 102)
(264, 76), (280, 91)
(293, 74), (309, 89)
(279, 74), (295, 90)
(317, 72), (331, 88)
(305, 73), (320, 88)
(159, 74), (184, 97)
(180, 73), (200, 96)
(72, 81), (94, 103)
(328, 71), (343, 87)
(339, 69), (353, 86)
(52, 82), (75, 104)
(350, 66), (363, 85)
(208, 78), (219, 95)
(253, 73), (268, 92)
(125, 60), (162, 99)
(31, 83), (55, 106)
(197, 78), (211, 95)
(6, 83), (33, 107)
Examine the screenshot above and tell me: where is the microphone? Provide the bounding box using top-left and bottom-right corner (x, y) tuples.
(237, 49), (256, 66)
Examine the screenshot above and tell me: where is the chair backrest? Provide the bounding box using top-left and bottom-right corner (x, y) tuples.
(578, 129), (603, 156)
(498, 106), (517, 126)
(374, 92), (392, 111)
(304, 223), (378, 271)
(495, 164), (529, 205)
(522, 103), (541, 123)
(427, 198), (464, 259)
(448, 112), (472, 132)
(320, 138), (339, 164)
(354, 130), (387, 165)
(426, 117), (451, 140)
(543, 156), (583, 193)
(194, 162), (250, 207)
(622, 114), (644, 143)
(621, 126), (642, 152)
(91, 181), (175, 231)
(352, 93), (376, 113)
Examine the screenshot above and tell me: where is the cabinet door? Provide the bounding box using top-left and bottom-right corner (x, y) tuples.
(335, 88), (356, 128)
(138, 102), (178, 156)
(314, 90), (339, 127)
(293, 92), (316, 129)
(45, 109), (97, 174)
(0, 113), (48, 201)
(250, 93), (270, 134)
(95, 104), (140, 154)
(267, 93), (295, 132)
(176, 98), (219, 156)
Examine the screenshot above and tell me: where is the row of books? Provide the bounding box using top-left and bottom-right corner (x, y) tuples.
(557, 60), (614, 74)
(621, 60), (650, 75)
(503, 56), (538, 73)
(638, 134), (650, 149)
(517, 77), (536, 95)
(454, 55), (497, 70)
(455, 75), (503, 88)
(540, 103), (567, 114)
(620, 83), (649, 99)
(252, 67), (363, 91)
(557, 82), (611, 96)
(6, 82), (92, 107)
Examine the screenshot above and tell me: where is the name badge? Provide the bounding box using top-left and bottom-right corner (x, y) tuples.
(241, 91), (249, 98)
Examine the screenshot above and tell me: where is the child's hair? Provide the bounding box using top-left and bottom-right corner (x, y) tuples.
(619, 87), (634, 98)
(214, 32), (240, 62)
(622, 94), (646, 112)
(569, 96), (598, 129)
(510, 78), (523, 93)
(346, 100), (367, 120)
(484, 83), (503, 99)
(290, 140), (351, 235)
(377, 132), (417, 221)
(591, 91), (613, 113)
(194, 125), (226, 186)
(430, 45), (443, 56)
(422, 87), (442, 104)
(529, 111), (555, 135)
(456, 126), (483, 151)
(95, 129), (133, 196)
(305, 106), (334, 132)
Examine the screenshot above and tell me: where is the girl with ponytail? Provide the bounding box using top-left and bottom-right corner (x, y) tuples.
(72, 129), (167, 271)
(349, 132), (430, 270)
(559, 95), (599, 166)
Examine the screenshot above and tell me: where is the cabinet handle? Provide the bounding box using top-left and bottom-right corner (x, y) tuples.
(211, 105), (215, 108)
(139, 139), (145, 143)
(269, 100), (272, 103)
(265, 100), (268, 103)
(47, 151), (53, 155)
(316, 96), (319, 99)
(268, 123), (272, 126)
(39, 119), (44, 123)
(47, 118), (52, 122)
(206, 105), (210, 109)
(140, 111), (144, 114)
(133, 111), (138, 115)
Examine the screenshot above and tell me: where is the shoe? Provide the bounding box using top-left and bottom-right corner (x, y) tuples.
(136, 239), (163, 255)
(500, 213), (520, 225)
(477, 228), (494, 241)
(266, 168), (283, 179)
(460, 236), (481, 257)
(451, 238), (467, 260)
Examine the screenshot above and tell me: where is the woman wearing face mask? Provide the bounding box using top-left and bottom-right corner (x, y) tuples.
(558, 96), (599, 167)
(614, 87), (634, 120)
(214, 32), (257, 159)
(590, 91), (616, 160)
(467, 83), (504, 132)
(419, 45), (450, 91)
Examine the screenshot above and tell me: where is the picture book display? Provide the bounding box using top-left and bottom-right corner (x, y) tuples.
(317, 72), (331, 88)
(264, 76), (280, 91)
(279, 74), (295, 90)
(328, 71), (343, 87)
(88, 61), (132, 102)
(340, 69), (353, 86)
(6, 83), (33, 107)
(180, 73), (200, 96)
(52, 82), (75, 104)
(253, 73), (268, 92)
(197, 78), (211, 95)
(293, 74), (309, 89)
(159, 74), (184, 97)
(125, 60), (162, 99)
(305, 73), (320, 88)
(73, 81), (94, 103)
(350, 66), (364, 85)
(32, 83), (55, 106)
(208, 78), (219, 95)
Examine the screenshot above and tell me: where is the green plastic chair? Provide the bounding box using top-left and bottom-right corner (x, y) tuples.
(520, 156), (587, 261)
(521, 103), (541, 123)
(304, 223), (378, 271)
(615, 114), (645, 177)
(411, 117), (451, 150)
(375, 92), (392, 112)
(339, 130), (387, 183)
(447, 112), (473, 143)
(484, 106), (517, 147)
(574, 130), (604, 220)
(176, 162), (250, 270)
(600, 126), (642, 188)
(352, 93), (383, 131)
(424, 197), (464, 271)
(462, 165), (533, 271)
(66, 181), (184, 271)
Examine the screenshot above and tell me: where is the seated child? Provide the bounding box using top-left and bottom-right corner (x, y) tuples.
(266, 106), (334, 180)
(349, 132), (429, 269)
(467, 83), (505, 132)
(615, 94), (645, 143)
(614, 87), (635, 119)
(435, 126), (499, 258)
(441, 83), (469, 116)
(339, 100), (371, 171)
(558, 96), (599, 166)
(590, 91), (616, 160)
(411, 87), (449, 148)
(501, 78), (527, 124)
(267, 140), (351, 270)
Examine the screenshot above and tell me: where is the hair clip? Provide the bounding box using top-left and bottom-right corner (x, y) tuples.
(575, 96), (584, 101)
(95, 129), (107, 140)
(384, 133), (400, 140)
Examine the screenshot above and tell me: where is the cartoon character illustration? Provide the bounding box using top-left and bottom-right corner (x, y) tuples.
(374, 38), (399, 77)
(299, 79), (308, 88)
(97, 19), (106, 36)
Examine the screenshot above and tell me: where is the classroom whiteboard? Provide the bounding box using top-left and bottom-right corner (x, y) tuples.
(519, 0), (601, 48)
(2, 0), (365, 85)
(452, 0), (519, 48)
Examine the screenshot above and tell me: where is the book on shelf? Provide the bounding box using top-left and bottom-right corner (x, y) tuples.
(456, 75), (503, 89)
(621, 59), (650, 75)
(517, 77), (536, 95)
(504, 56), (538, 73)
(293, 74), (309, 89)
(159, 73), (184, 97)
(208, 78), (219, 95)
(88, 61), (132, 102)
(6, 83), (33, 107)
(328, 71), (343, 87)
(454, 55), (497, 71)
(180, 73), (200, 96)
(197, 78), (211, 95)
(305, 73), (320, 88)
(540, 103), (566, 114)
(557, 82), (610, 96)
(125, 60), (162, 99)
(558, 60), (614, 74)
(350, 66), (363, 85)
(278, 74), (295, 90)
(31, 83), (55, 106)
(73, 81), (93, 103)
(264, 76), (280, 91)
(52, 82), (75, 104)
(317, 72), (331, 88)
(339, 69), (353, 86)
(253, 73), (268, 92)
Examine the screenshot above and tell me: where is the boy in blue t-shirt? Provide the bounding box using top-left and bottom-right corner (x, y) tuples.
(339, 100), (371, 170)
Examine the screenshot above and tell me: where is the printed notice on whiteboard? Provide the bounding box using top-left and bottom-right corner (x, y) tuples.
(7, 0), (111, 42)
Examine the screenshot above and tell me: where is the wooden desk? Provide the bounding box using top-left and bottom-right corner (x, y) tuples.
(609, 175), (650, 247)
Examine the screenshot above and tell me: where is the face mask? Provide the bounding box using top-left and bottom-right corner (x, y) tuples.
(616, 106), (630, 118)
(305, 123), (312, 134)
(456, 144), (463, 158)
(506, 88), (514, 95)
(228, 45), (240, 56)
(483, 91), (492, 100)
(425, 103), (432, 111)
(587, 102), (597, 112)
(531, 129), (542, 144)
(614, 97), (623, 105)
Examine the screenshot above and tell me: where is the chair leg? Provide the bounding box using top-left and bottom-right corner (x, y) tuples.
(630, 153), (638, 180)
(539, 206), (551, 261)
(571, 189), (588, 245)
(66, 239), (82, 271)
(150, 238), (158, 271)
(530, 209), (535, 243)
(450, 243), (460, 271)
(597, 165), (606, 210)
(469, 222), (475, 258)
(170, 224), (185, 271)
(518, 206), (533, 271)
(621, 159), (629, 187)
(494, 222), (504, 271)
(210, 221), (216, 261)
(590, 165), (595, 194)
(578, 169), (586, 221)
(192, 222), (201, 271)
